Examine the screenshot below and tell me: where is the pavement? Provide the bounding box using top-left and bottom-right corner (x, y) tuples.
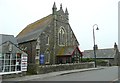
(3, 67), (105, 81)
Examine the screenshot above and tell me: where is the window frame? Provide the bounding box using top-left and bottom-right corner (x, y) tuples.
(0, 53), (22, 74)
(58, 26), (66, 46)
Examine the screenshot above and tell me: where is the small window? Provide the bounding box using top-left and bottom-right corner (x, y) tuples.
(46, 36), (49, 45)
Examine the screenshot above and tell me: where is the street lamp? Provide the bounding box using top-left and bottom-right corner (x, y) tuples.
(93, 24), (99, 68)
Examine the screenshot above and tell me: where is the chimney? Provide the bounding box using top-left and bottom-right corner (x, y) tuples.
(93, 45), (98, 50)
(114, 42), (118, 49)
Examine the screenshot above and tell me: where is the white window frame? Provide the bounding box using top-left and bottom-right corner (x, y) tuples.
(0, 53), (22, 75)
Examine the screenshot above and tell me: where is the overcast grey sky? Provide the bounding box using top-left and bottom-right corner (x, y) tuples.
(0, 0), (119, 51)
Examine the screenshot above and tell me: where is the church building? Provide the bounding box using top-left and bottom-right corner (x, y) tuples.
(16, 2), (82, 67)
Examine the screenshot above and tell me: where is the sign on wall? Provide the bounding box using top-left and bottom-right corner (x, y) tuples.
(21, 54), (27, 71)
(39, 54), (44, 64)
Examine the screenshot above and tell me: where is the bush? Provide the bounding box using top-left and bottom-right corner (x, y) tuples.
(96, 60), (108, 66)
(82, 58), (108, 66)
(82, 58), (94, 62)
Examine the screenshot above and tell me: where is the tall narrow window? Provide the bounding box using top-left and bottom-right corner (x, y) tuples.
(16, 53), (21, 71)
(45, 50), (50, 64)
(4, 53), (11, 72)
(11, 53), (16, 71)
(46, 36), (49, 45)
(70, 31), (73, 45)
(0, 53), (4, 72)
(58, 27), (66, 46)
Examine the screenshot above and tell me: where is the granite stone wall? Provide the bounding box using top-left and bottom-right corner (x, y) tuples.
(36, 62), (94, 74)
(2, 62), (94, 79)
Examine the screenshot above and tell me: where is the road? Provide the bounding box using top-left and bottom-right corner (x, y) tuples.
(31, 66), (119, 81)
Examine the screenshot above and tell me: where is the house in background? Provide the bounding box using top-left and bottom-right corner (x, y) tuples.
(83, 43), (120, 66)
(0, 34), (28, 75)
(16, 2), (82, 71)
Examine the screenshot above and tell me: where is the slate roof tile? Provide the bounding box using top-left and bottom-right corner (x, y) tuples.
(16, 14), (53, 43)
(0, 34), (17, 45)
(83, 48), (116, 58)
(57, 46), (82, 56)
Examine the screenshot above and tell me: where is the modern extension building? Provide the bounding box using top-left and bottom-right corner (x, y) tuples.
(0, 34), (27, 76)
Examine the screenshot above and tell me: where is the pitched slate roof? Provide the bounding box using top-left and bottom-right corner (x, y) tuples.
(83, 48), (116, 59)
(0, 35), (27, 55)
(0, 41), (28, 56)
(57, 46), (82, 56)
(16, 14), (53, 43)
(0, 34), (17, 45)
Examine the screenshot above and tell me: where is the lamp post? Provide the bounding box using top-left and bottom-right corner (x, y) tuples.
(93, 24), (99, 68)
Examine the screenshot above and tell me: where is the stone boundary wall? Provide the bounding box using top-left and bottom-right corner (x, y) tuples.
(37, 62), (94, 74)
(1, 62), (94, 78)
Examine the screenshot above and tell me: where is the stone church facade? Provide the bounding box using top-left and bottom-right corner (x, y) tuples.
(16, 2), (82, 67)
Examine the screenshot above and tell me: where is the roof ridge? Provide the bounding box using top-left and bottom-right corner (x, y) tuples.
(0, 34), (14, 37)
(16, 14), (53, 38)
(27, 14), (52, 29)
(84, 48), (114, 51)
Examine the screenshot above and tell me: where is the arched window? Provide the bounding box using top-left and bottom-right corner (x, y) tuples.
(45, 49), (50, 64)
(58, 27), (66, 45)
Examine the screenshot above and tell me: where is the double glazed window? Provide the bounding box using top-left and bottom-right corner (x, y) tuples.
(0, 53), (21, 73)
